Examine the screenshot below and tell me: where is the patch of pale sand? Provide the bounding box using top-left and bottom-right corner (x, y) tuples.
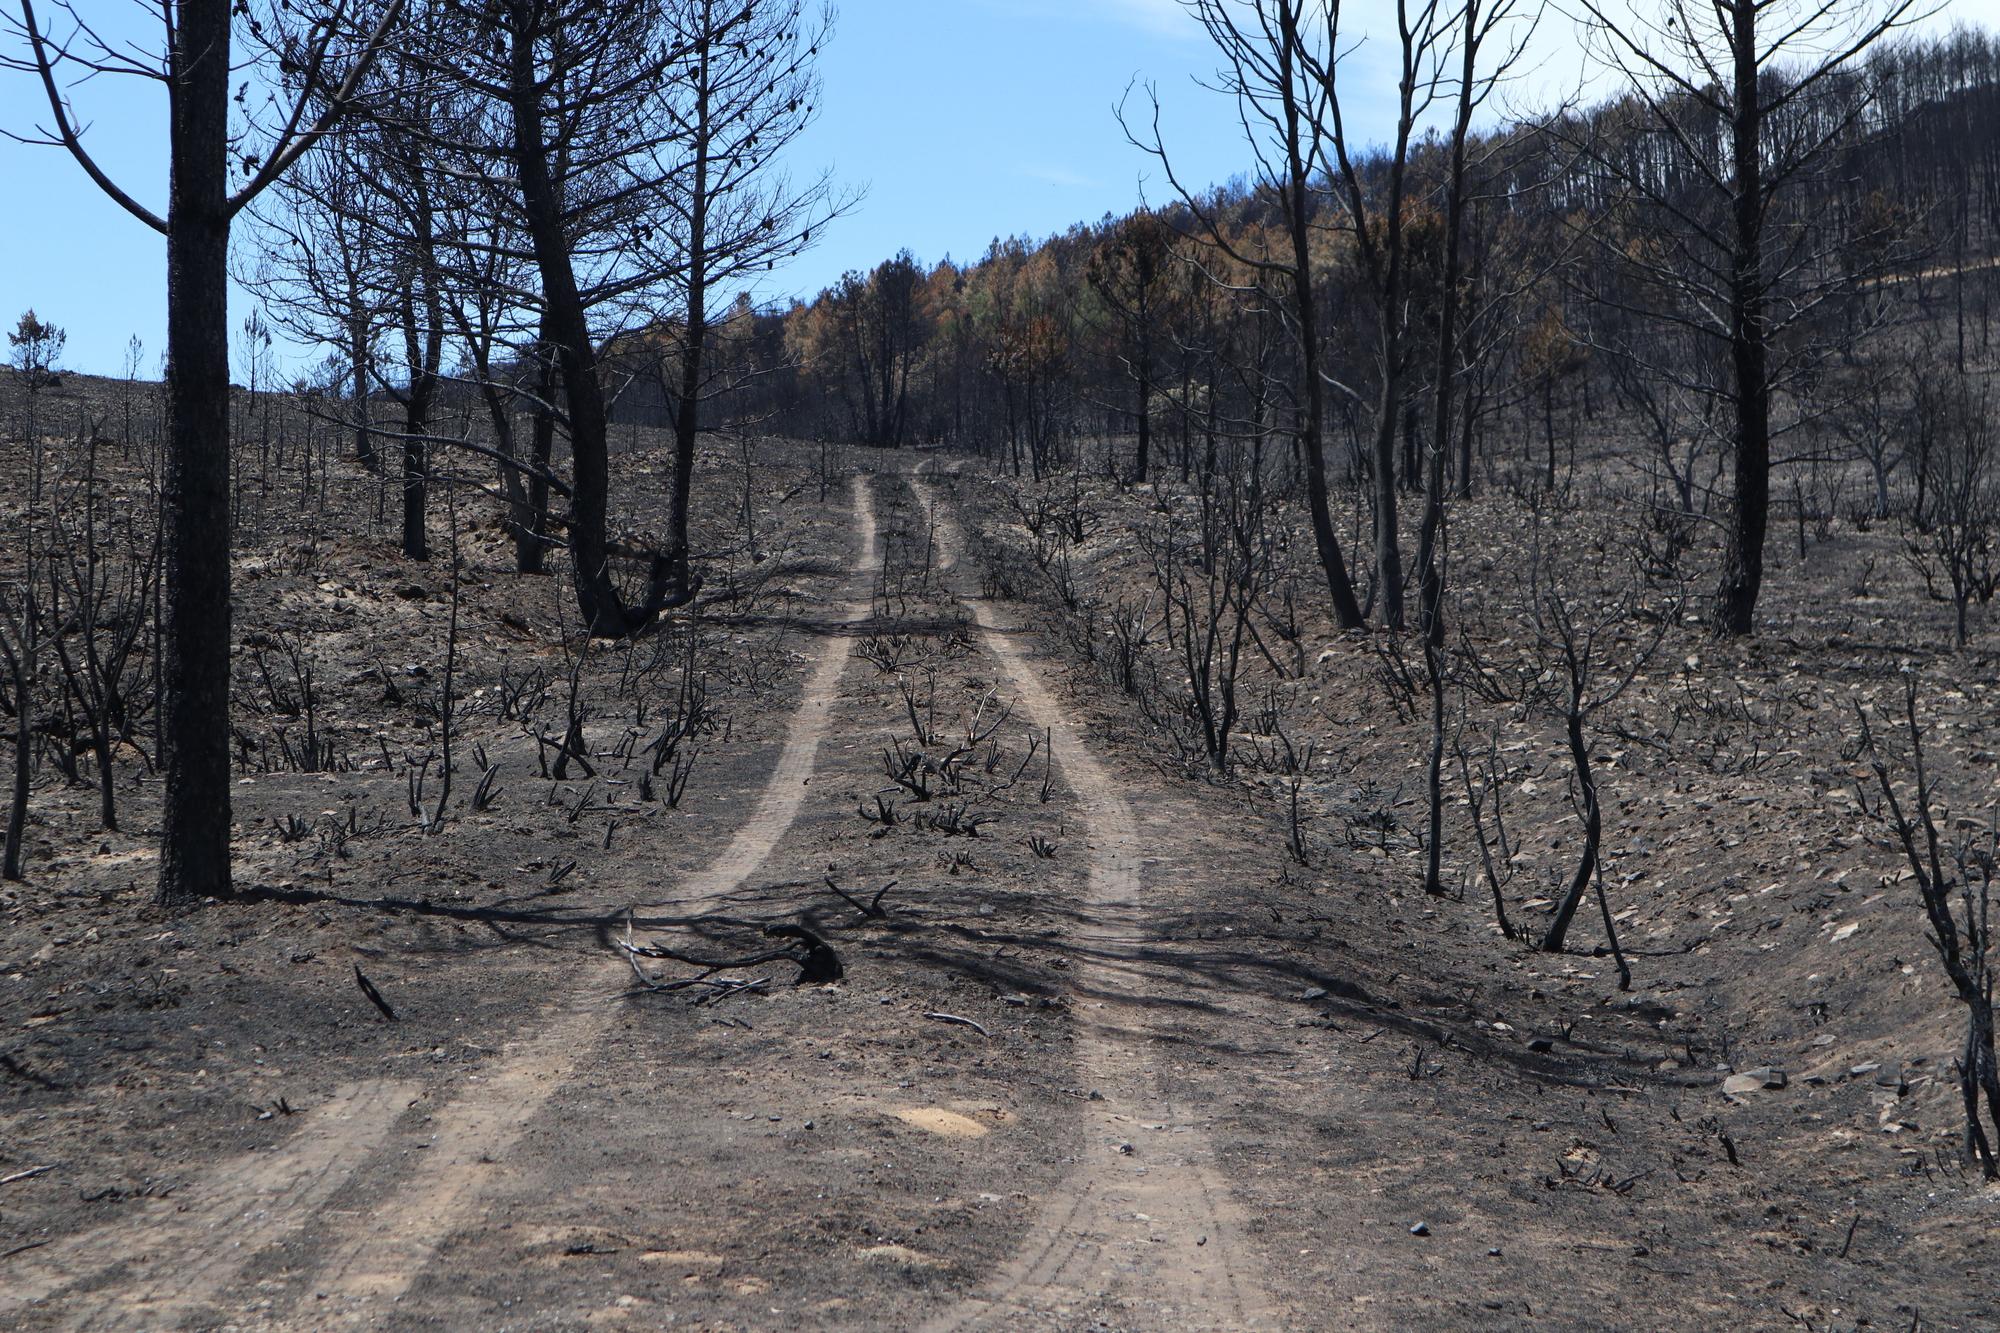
(638, 1249), (728, 1278)
(891, 1106), (990, 1138)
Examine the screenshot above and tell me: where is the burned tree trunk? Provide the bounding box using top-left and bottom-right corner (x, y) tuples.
(1715, 0), (1770, 637)
(668, 209), (708, 600)
(1276, 2), (1364, 630)
(503, 7), (644, 636)
(0, 578), (36, 883)
(156, 0), (237, 903)
(350, 319), (377, 473)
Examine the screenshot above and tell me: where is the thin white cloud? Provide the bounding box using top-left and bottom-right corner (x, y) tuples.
(979, 0), (1198, 40)
(1019, 162), (1100, 187)
(1101, 0), (1194, 38)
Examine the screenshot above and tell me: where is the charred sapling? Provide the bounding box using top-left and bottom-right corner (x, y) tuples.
(0, 572), (42, 881)
(1856, 678), (2000, 1179)
(1903, 375), (1997, 649)
(1528, 524), (1679, 956)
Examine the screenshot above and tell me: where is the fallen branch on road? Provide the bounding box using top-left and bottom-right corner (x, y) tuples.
(617, 911), (844, 991)
(922, 1011), (990, 1037)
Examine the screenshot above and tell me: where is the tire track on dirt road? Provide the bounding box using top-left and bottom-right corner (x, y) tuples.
(274, 476), (880, 1329)
(0, 1080), (421, 1329)
(4, 479), (877, 1332)
(910, 469), (1281, 1332)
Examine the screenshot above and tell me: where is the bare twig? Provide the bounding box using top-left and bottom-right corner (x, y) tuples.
(351, 965), (398, 1022)
(922, 1011), (990, 1037)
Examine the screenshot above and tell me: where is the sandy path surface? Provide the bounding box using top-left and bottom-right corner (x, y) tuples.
(913, 469), (1281, 1331)
(9, 480), (877, 1332)
(282, 477), (881, 1328)
(11, 470), (1286, 1331)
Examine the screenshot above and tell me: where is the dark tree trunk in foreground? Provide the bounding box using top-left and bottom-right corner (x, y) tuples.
(1277, 2), (1364, 629)
(400, 419), (429, 561)
(505, 4), (646, 635)
(1716, 0), (1770, 635)
(158, 0), (237, 904)
(668, 100), (709, 595)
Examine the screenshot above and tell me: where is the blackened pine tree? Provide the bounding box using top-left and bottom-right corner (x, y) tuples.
(4, 0), (404, 905)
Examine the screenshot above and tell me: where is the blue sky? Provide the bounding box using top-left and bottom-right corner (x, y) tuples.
(0, 0), (1974, 375)
(785, 0), (1321, 277)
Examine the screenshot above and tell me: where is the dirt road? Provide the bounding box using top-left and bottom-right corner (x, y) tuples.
(912, 468), (1280, 1331)
(276, 479), (882, 1328)
(13, 449), (1994, 1333)
(5, 468), (1299, 1331)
